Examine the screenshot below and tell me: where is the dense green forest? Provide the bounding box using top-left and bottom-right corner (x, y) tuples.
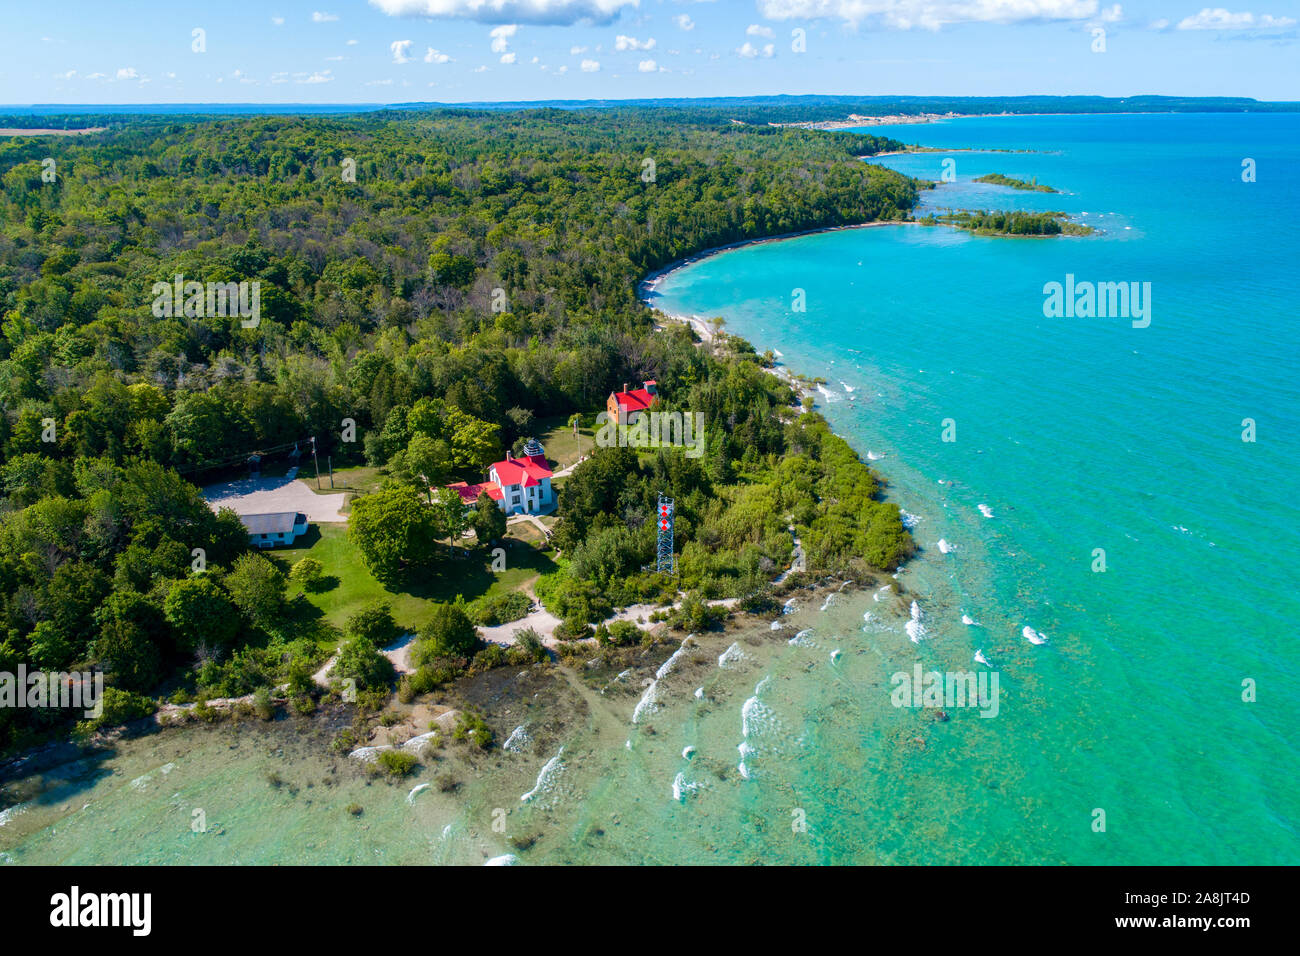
(0, 108), (919, 752)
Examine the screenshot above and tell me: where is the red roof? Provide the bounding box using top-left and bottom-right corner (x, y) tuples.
(613, 387), (656, 413)
(446, 480), (502, 504)
(491, 454), (552, 488)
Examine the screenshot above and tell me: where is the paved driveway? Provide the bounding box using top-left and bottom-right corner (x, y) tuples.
(202, 475), (347, 523)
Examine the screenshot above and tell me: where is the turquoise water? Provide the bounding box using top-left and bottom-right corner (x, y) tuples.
(3, 114), (1296, 865)
(645, 114), (1300, 863)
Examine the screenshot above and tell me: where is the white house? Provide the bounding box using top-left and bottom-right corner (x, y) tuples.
(487, 451), (554, 515)
(241, 512), (309, 547)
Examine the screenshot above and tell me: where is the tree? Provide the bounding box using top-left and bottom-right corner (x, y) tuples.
(289, 557), (325, 590)
(413, 599), (479, 662)
(343, 601), (401, 647)
(431, 487), (467, 544)
(348, 486), (439, 582)
(225, 553), (286, 629)
(403, 433), (452, 489)
(471, 492), (507, 544)
(334, 635), (396, 691)
(164, 576), (240, 652)
(92, 591), (166, 693)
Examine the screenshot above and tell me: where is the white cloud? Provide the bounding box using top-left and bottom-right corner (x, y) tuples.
(638, 58), (658, 71)
(116, 67), (139, 80)
(272, 16), (285, 25)
(365, 78), (395, 85)
(326, 55), (347, 61)
(557, 64), (568, 73)
(271, 71), (290, 83)
(570, 44), (588, 53)
(754, 1), (1105, 30)
(1177, 7), (1296, 29)
(615, 34), (656, 50)
(298, 70), (334, 83)
(473, 64), (489, 72)
(425, 47), (452, 62)
(391, 39), (414, 62)
(675, 14), (695, 30)
(736, 41), (775, 57)
(368, 0), (635, 26)
(501, 51), (518, 62)
(1097, 3), (1122, 22)
(580, 58), (601, 71)
(312, 11), (339, 22)
(490, 23), (518, 52)
(747, 23), (775, 36)
(55, 70), (76, 80)
(347, 38), (359, 44)
(1149, 17), (1170, 29)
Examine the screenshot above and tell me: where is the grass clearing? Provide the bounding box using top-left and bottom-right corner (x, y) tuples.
(274, 522), (556, 637)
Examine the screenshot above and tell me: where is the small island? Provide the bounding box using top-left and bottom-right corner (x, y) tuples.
(922, 209), (1094, 237)
(973, 172), (1057, 192)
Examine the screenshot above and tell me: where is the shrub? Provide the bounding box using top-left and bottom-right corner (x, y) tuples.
(596, 619), (642, 647)
(468, 643), (509, 674)
(74, 686), (158, 736)
(343, 601), (401, 647)
(252, 686), (275, 721)
(335, 635), (396, 691)
(452, 710), (494, 749)
(289, 557), (325, 589)
(331, 727), (360, 754)
(376, 749), (418, 777)
(413, 600), (479, 663)
(468, 590), (531, 626)
(396, 675), (416, 704)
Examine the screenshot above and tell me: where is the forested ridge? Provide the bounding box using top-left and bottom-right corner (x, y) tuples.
(0, 108), (917, 751)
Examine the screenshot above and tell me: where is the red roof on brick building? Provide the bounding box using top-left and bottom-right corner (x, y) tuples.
(612, 386), (656, 413)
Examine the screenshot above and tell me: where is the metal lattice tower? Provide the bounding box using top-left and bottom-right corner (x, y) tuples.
(656, 493), (676, 575)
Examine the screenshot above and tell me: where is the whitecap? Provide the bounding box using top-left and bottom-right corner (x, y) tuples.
(407, 783), (431, 804)
(978, 504), (994, 518)
(502, 725), (532, 753)
(632, 681), (661, 723)
(1022, 626), (1048, 645)
(656, 638), (693, 680)
(520, 747), (565, 804)
(485, 854), (519, 866)
(718, 642), (749, 668)
(937, 538), (955, 554)
(974, 649), (992, 667)
(672, 771), (702, 803)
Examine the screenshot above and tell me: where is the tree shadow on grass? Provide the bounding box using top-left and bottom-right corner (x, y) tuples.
(391, 540), (559, 605)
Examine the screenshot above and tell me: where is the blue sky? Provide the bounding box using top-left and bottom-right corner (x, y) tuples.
(2, 1), (1297, 104)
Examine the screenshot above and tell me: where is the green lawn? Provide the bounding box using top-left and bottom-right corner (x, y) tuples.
(273, 522), (556, 636)
(534, 414), (596, 470)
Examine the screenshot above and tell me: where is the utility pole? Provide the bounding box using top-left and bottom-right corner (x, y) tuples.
(328, 456), (334, 488)
(310, 436), (321, 489)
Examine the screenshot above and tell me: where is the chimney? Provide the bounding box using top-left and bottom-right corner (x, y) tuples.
(622, 382), (628, 394)
(506, 450), (513, 460)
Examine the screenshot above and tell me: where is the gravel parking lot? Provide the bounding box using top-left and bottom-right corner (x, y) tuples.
(201, 474), (347, 523)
